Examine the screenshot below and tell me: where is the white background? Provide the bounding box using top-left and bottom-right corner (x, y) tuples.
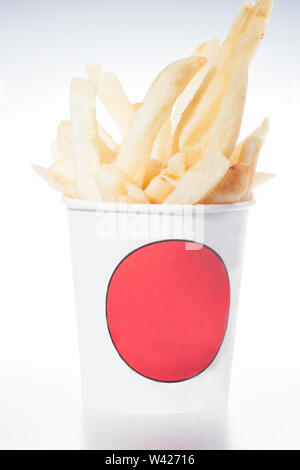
(0, 0), (300, 449)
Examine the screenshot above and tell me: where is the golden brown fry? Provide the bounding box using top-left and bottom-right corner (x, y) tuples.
(116, 56), (206, 187)
(203, 164), (250, 204)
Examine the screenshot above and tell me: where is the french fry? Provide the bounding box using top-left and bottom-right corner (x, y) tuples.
(164, 153), (186, 181)
(143, 159), (164, 189)
(50, 159), (75, 183)
(164, 151), (230, 205)
(70, 78), (101, 201)
(191, 38), (220, 58)
(86, 65), (135, 136)
(51, 142), (61, 162)
(95, 165), (127, 202)
(97, 123), (120, 153)
(206, 57), (248, 159)
(175, 0), (273, 154)
(151, 40), (220, 167)
(218, 0), (273, 68)
(116, 56), (206, 187)
(32, 164), (78, 198)
(145, 153), (185, 203)
(150, 41), (220, 168)
(176, 57), (247, 169)
(238, 118), (270, 199)
(203, 164), (250, 204)
(55, 119), (117, 166)
(133, 102), (143, 111)
(253, 171), (275, 189)
(150, 118), (173, 165)
(56, 120), (74, 163)
(230, 139), (244, 164)
(125, 182), (150, 204)
(172, 38), (221, 142)
(145, 176), (174, 204)
(96, 128), (118, 164)
(34, 0), (274, 207)
(229, 0), (274, 67)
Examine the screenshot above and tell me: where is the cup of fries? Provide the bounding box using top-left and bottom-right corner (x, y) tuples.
(34, 0), (274, 413)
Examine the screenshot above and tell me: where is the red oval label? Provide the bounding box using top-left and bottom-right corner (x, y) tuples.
(106, 240), (230, 382)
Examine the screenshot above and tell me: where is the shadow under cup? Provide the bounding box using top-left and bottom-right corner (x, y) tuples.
(64, 198), (254, 415)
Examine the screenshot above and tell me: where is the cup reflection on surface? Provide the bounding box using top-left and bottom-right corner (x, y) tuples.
(83, 406), (229, 450)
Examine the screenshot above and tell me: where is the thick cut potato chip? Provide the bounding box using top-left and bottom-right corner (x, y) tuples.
(203, 164), (250, 204)
(164, 151), (230, 205)
(125, 182), (150, 204)
(116, 56), (206, 187)
(70, 78), (101, 201)
(86, 65), (135, 136)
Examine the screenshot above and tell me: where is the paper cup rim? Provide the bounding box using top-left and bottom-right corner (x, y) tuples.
(62, 196), (255, 214)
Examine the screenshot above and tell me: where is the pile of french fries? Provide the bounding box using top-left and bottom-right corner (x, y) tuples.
(33, 0), (274, 205)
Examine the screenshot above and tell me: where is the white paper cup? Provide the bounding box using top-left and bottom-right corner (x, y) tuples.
(63, 197), (254, 414)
